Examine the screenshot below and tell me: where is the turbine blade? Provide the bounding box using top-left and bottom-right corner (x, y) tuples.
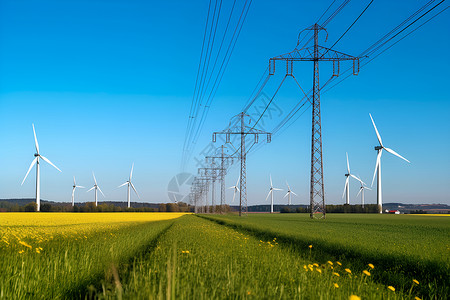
(118, 182), (128, 188)
(384, 147), (410, 163)
(32, 124), (39, 153)
(21, 158), (37, 185)
(342, 177), (349, 199)
(236, 187), (240, 192)
(286, 180), (290, 190)
(291, 191), (298, 196)
(350, 174), (363, 184)
(232, 190), (237, 203)
(356, 188), (362, 197)
(40, 155), (62, 172)
(371, 150), (382, 187)
(130, 163), (134, 180)
(73, 176), (76, 186)
(93, 172), (97, 185)
(270, 174), (273, 187)
(130, 182), (140, 199)
(87, 186), (94, 192)
(369, 113), (383, 147)
(227, 186), (235, 190)
(346, 152), (350, 173)
(364, 187), (372, 191)
(283, 192), (289, 198)
(265, 190), (272, 202)
(97, 186), (105, 197)
(236, 175), (240, 187)
(72, 188), (75, 201)
(76, 185), (85, 188)
(273, 188), (283, 191)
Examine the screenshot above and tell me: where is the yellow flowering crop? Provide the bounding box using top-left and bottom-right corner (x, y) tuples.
(1, 213), (186, 252)
(388, 286), (395, 292)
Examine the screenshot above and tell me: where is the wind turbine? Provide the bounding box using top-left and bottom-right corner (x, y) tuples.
(21, 124), (62, 212)
(369, 113), (410, 213)
(118, 163), (140, 208)
(228, 175), (240, 204)
(87, 172), (104, 206)
(284, 181), (297, 205)
(356, 179), (371, 209)
(265, 175), (282, 213)
(342, 153), (362, 205)
(71, 176), (84, 206)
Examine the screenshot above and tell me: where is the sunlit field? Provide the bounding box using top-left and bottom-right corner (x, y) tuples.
(0, 213), (186, 298)
(0, 213), (448, 299)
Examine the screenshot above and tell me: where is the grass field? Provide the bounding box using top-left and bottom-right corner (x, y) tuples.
(0, 212), (448, 299)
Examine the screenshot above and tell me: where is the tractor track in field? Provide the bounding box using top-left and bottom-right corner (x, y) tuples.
(64, 221), (176, 299)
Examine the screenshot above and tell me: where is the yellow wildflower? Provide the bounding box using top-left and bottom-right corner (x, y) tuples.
(363, 270), (371, 276)
(349, 296), (361, 300)
(333, 272), (340, 277)
(368, 263), (374, 269)
(414, 297), (421, 300)
(345, 268), (351, 274)
(336, 261), (342, 266)
(334, 283), (339, 288)
(35, 248), (40, 253)
(413, 279), (419, 285)
(316, 268), (322, 273)
(18, 250), (24, 254)
(327, 261), (333, 265)
(388, 286), (395, 292)
(313, 263), (319, 267)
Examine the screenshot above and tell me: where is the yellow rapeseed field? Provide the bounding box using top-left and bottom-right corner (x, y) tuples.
(0, 212), (187, 253)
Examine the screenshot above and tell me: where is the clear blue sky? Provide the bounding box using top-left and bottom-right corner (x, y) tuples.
(0, 0), (449, 205)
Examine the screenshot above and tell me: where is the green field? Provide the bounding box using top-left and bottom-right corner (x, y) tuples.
(1, 213), (448, 299)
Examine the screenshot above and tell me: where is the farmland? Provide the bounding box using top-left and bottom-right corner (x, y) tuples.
(0, 213), (448, 299)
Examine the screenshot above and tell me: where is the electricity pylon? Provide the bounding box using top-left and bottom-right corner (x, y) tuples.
(198, 167), (221, 213)
(270, 23), (361, 219)
(213, 112), (271, 216)
(206, 145), (235, 211)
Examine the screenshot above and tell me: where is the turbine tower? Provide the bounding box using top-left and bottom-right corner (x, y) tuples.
(342, 153), (361, 205)
(87, 172), (104, 206)
(118, 163), (140, 208)
(21, 124), (62, 212)
(284, 181), (297, 205)
(228, 175), (240, 204)
(265, 175), (282, 213)
(71, 176), (84, 206)
(369, 114), (410, 213)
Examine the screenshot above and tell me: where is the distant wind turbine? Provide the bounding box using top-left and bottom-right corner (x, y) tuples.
(369, 113), (410, 213)
(284, 181), (297, 205)
(71, 176), (84, 206)
(118, 163), (140, 208)
(265, 175), (282, 213)
(21, 124), (62, 212)
(228, 175), (240, 204)
(356, 178), (371, 209)
(342, 153), (361, 205)
(87, 172), (104, 206)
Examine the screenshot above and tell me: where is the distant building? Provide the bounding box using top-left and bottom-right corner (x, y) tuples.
(388, 210), (401, 214)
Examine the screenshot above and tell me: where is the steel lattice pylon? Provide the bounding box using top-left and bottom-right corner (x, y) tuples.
(213, 112), (271, 216)
(270, 23), (361, 219)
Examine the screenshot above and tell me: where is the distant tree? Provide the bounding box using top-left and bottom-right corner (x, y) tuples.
(24, 202), (37, 212)
(40, 203), (52, 212)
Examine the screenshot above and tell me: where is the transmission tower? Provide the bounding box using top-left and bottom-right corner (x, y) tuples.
(270, 23), (360, 219)
(206, 145), (236, 212)
(213, 112), (271, 216)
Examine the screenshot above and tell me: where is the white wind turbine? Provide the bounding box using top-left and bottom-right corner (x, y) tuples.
(265, 175), (282, 213)
(118, 164), (140, 208)
(342, 153), (362, 205)
(356, 178), (371, 209)
(284, 181), (297, 205)
(369, 113), (410, 213)
(21, 124), (62, 212)
(71, 176), (84, 206)
(228, 175), (240, 204)
(87, 172), (104, 206)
